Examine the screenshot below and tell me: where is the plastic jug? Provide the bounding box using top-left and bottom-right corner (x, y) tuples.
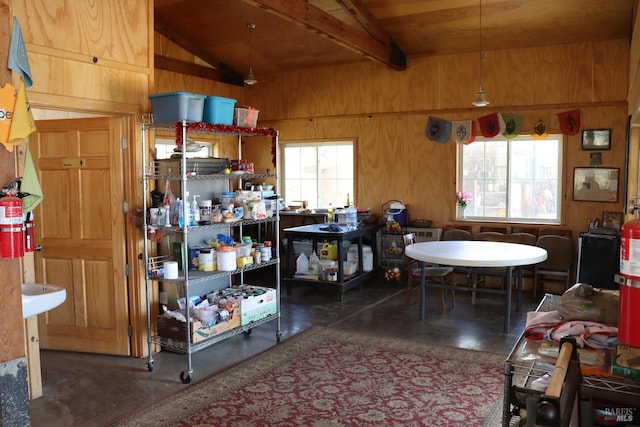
(296, 252), (309, 273)
(308, 251), (321, 274)
(320, 242), (337, 260)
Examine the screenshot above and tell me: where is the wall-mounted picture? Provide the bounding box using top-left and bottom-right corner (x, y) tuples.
(589, 152), (602, 166)
(582, 129), (611, 150)
(602, 211), (623, 231)
(573, 167), (619, 202)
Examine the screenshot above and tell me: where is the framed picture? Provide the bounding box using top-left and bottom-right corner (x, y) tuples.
(589, 152), (602, 166)
(573, 167), (619, 202)
(602, 211), (623, 231)
(582, 129), (611, 150)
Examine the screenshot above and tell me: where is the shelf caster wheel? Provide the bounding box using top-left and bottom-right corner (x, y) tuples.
(242, 329), (252, 336)
(146, 362), (153, 372)
(180, 371), (192, 384)
(276, 331), (281, 343)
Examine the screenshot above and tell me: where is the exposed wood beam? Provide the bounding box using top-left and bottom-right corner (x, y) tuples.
(154, 55), (243, 87)
(154, 18), (244, 86)
(242, 0), (406, 70)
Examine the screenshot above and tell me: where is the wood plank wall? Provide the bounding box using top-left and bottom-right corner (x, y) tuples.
(239, 39), (632, 239)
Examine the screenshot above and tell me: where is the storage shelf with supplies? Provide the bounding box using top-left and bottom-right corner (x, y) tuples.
(140, 119), (281, 384)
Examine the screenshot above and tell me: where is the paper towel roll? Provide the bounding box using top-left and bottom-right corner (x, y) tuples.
(163, 261), (179, 279)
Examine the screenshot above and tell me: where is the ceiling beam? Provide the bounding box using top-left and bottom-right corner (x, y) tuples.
(154, 18), (244, 86)
(241, 0), (406, 70)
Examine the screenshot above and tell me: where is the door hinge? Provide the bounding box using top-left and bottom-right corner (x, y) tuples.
(121, 137), (127, 149)
(123, 201), (129, 214)
(124, 264), (130, 276)
(128, 325), (133, 337)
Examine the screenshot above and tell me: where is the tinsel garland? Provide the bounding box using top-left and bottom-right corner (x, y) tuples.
(174, 122), (278, 166)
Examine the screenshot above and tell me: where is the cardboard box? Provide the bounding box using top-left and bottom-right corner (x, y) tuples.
(612, 344), (640, 380)
(157, 307), (240, 343)
(239, 286), (277, 326)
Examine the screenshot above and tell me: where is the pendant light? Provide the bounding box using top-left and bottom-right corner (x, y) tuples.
(244, 23), (258, 86)
(472, 0), (489, 107)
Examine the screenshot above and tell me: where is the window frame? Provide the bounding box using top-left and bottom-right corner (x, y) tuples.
(280, 139), (356, 209)
(456, 134), (564, 225)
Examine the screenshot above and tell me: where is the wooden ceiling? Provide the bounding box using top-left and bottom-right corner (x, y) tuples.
(154, 0), (637, 86)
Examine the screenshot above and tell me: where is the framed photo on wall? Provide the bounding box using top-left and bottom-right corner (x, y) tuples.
(573, 167), (619, 202)
(602, 211), (623, 231)
(582, 129), (611, 150)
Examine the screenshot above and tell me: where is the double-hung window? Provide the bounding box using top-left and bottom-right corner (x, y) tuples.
(457, 135), (563, 223)
(282, 140), (354, 208)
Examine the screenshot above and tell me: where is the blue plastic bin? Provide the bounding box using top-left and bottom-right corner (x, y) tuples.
(149, 92), (206, 123)
(203, 96), (236, 125)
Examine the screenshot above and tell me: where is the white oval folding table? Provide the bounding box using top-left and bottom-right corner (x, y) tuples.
(405, 240), (548, 332)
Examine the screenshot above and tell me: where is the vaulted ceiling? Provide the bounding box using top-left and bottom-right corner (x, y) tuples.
(154, 0), (637, 86)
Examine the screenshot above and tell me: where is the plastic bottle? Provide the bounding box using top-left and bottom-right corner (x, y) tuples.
(346, 204), (358, 231)
(326, 203), (334, 223)
(186, 191), (194, 226)
(164, 203), (171, 227)
(191, 195), (200, 224)
(176, 198), (184, 227)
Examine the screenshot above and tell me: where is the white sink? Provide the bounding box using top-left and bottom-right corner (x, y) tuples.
(21, 283), (67, 319)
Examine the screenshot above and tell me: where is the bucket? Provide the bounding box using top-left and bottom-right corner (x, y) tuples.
(347, 245), (374, 272)
(388, 202), (407, 227)
(619, 279), (640, 347)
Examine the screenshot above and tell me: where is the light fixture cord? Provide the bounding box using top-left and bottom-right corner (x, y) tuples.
(478, 0), (483, 85)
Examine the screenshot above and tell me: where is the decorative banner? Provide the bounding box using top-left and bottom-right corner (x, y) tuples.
(425, 115), (451, 143)
(9, 78), (36, 143)
(451, 120), (475, 144)
(557, 109), (581, 135)
(8, 16), (33, 88)
(501, 113), (523, 139)
(531, 116), (549, 139)
(478, 112), (505, 138)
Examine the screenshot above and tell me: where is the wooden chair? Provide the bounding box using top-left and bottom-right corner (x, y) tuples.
(403, 233), (454, 313)
(511, 225), (539, 238)
(442, 228), (472, 241)
(534, 235), (574, 297)
(539, 228), (572, 240)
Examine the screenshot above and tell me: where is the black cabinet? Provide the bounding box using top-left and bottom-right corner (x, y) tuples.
(577, 231), (620, 289)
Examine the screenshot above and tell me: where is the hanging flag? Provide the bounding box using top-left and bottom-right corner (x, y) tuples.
(556, 109), (581, 135)
(9, 78), (36, 143)
(478, 112), (505, 138)
(531, 116), (549, 139)
(501, 113), (523, 139)
(451, 120), (476, 144)
(8, 17), (33, 88)
(0, 83), (18, 151)
(425, 116), (451, 143)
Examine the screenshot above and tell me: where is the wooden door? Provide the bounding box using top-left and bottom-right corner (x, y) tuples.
(30, 117), (130, 355)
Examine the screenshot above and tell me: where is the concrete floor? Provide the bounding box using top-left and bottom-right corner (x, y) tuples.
(28, 274), (541, 427)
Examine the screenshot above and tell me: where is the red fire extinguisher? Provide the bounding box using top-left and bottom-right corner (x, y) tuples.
(0, 195), (25, 259)
(618, 218), (640, 347)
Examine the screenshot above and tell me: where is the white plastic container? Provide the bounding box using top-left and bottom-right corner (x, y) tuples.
(347, 245), (374, 272)
(217, 246), (236, 271)
(296, 252), (309, 274)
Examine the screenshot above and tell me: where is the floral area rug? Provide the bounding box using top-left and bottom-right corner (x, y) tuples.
(111, 327), (506, 427)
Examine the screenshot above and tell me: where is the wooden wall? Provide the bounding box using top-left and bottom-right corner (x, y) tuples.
(238, 39), (632, 239)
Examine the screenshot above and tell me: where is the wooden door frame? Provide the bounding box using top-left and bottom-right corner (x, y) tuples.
(28, 105), (149, 358)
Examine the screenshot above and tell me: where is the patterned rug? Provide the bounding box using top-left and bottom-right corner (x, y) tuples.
(111, 327), (506, 427)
